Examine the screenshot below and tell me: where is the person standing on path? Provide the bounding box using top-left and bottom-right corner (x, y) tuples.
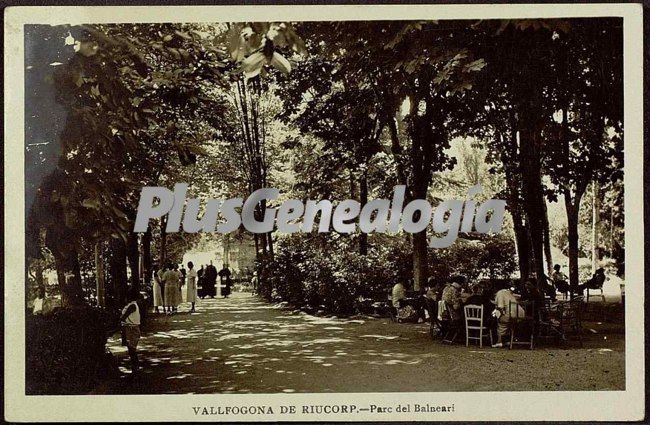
(163, 263), (181, 314)
(120, 288), (141, 374)
(205, 261), (217, 298)
(250, 271), (259, 295)
(152, 263), (164, 314)
(197, 265), (205, 298)
(186, 261), (198, 313)
(219, 265), (232, 298)
(179, 264), (187, 304)
(156, 264), (168, 313)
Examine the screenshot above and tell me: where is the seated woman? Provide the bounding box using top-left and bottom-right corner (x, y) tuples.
(441, 281), (463, 321)
(391, 281), (406, 309)
(491, 282), (525, 348)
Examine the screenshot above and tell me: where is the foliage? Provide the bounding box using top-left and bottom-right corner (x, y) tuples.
(25, 19), (624, 311)
(258, 233), (516, 316)
(25, 306), (118, 394)
(259, 234), (412, 315)
(428, 236), (518, 283)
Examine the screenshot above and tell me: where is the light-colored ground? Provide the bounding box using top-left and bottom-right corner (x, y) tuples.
(102, 292), (625, 394)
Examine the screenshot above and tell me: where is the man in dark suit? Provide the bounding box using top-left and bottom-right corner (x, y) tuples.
(204, 261), (218, 298)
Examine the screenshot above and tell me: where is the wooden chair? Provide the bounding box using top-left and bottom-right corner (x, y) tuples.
(440, 301), (462, 344)
(556, 298), (583, 347)
(464, 304), (493, 348)
(586, 286), (606, 303)
(424, 297), (442, 340)
(508, 300), (535, 350)
(536, 301), (564, 345)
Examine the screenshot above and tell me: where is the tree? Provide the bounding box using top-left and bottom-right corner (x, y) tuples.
(280, 21), (486, 290)
(543, 19), (623, 291)
(27, 23), (231, 307)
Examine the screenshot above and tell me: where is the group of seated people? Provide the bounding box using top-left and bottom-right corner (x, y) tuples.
(549, 265), (607, 299)
(390, 265), (607, 348)
(424, 278), (543, 347)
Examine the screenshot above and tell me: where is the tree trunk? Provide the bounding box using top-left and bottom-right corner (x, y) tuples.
(109, 237), (128, 309)
(499, 128), (534, 283)
(609, 206), (614, 257)
(359, 169), (369, 256)
(95, 242), (105, 307)
(126, 232), (140, 291)
(258, 226), (268, 256)
(160, 216), (167, 266)
(386, 117), (408, 189)
(542, 200), (553, 276)
(565, 194), (581, 298)
(412, 232), (428, 292)
(142, 225), (152, 285)
(253, 233), (260, 260)
(512, 211), (532, 281)
(519, 126), (546, 281)
(267, 232), (274, 258)
(33, 260), (44, 290)
(52, 247), (83, 307)
(410, 172), (430, 292)
(54, 256), (66, 305)
(591, 181), (600, 273)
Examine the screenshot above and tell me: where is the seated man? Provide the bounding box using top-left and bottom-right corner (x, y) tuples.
(551, 264), (570, 297)
(578, 268), (606, 295)
(492, 283), (525, 348)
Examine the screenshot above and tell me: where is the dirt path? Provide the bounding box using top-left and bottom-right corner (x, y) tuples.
(103, 292), (624, 394)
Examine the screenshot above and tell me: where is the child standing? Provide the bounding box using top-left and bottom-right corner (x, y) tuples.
(120, 288), (141, 374)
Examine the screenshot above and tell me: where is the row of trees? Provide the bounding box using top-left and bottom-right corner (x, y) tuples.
(274, 19), (623, 291)
(26, 18), (623, 310)
(26, 22), (304, 308)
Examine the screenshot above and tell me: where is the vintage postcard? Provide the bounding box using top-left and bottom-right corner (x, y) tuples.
(4, 3), (645, 422)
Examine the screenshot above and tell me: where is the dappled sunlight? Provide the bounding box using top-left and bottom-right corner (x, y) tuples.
(103, 292), (625, 394)
(359, 334), (400, 340)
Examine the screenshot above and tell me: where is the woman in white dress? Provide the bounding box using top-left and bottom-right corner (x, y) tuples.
(186, 261), (198, 313)
(152, 264), (164, 313)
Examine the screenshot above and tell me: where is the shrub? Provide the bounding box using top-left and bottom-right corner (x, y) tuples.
(25, 306), (118, 394)
(429, 235), (517, 283)
(258, 233), (518, 316)
(258, 234), (415, 315)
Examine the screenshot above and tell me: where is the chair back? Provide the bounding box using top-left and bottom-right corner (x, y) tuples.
(464, 304), (483, 320)
(442, 301), (460, 321)
(508, 300), (532, 320)
(544, 298), (553, 311)
(464, 304), (484, 329)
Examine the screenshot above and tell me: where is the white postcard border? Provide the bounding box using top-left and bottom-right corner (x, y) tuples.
(4, 3), (644, 422)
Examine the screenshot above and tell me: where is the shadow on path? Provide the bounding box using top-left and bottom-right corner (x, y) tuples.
(103, 292), (625, 394)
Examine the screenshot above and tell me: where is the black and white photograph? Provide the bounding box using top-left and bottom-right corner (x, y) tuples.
(4, 3), (645, 422)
